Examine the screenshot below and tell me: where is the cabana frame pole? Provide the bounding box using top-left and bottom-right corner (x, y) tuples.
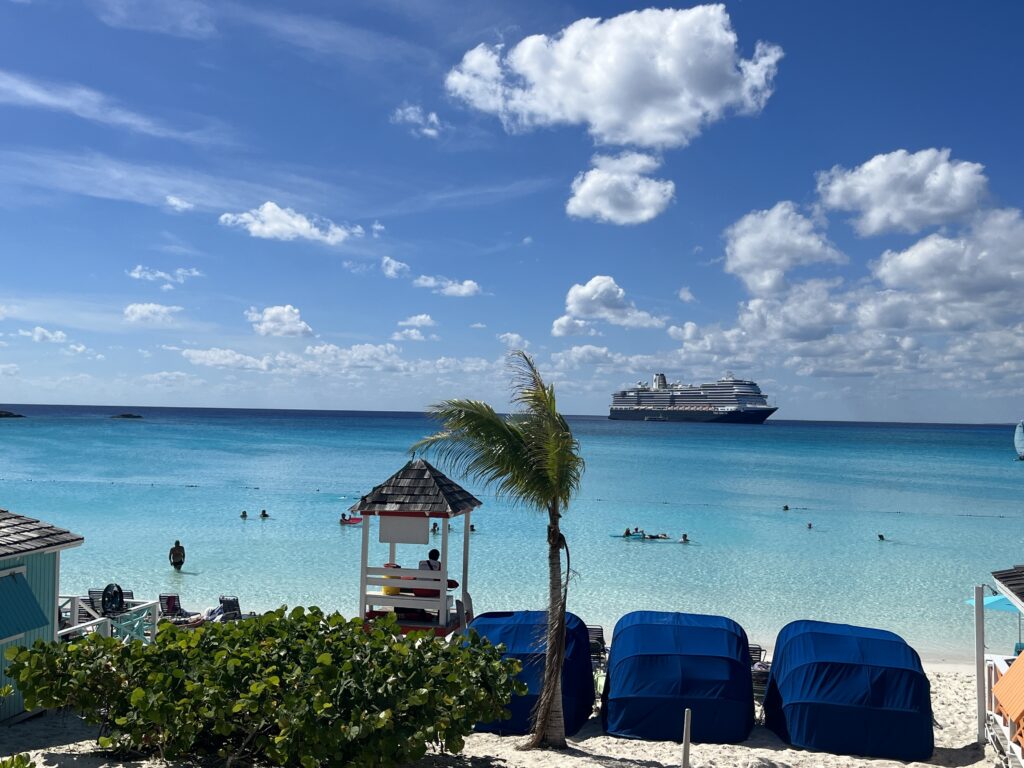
(975, 583), (986, 744)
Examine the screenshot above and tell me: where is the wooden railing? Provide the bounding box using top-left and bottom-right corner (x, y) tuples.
(363, 567), (452, 624)
(58, 595), (160, 644)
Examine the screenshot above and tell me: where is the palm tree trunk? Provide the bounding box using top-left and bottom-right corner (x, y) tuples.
(526, 501), (568, 749)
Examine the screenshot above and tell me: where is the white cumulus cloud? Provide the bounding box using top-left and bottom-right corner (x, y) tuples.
(566, 152), (674, 225)
(817, 148), (988, 236)
(724, 201), (844, 295)
(390, 328), (429, 342)
(245, 304), (313, 337)
(677, 286), (696, 303)
(219, 201), (363, 245)
(559, 275), (665, 330)
(18, 326), (67, 343)
(182, 347), (272, 371)
(413, 275), (481, 297)
(123, 302), (183, 325)
(390, 104), (443, 138)
(445, 5), (782, 149)
(381, 256), (410, 278)
(497, 332), (529, 349)
(398, 314), (435, 327)
(551, 315), (597, 337)
(128, 264), (201, 289)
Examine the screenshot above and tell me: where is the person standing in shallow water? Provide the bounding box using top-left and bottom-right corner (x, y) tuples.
(169, 540), (185, 570)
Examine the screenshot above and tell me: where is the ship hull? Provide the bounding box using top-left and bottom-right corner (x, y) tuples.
(609, 407), (777, 424)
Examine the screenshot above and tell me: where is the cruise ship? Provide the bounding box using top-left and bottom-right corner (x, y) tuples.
(609, 372), (778, 423)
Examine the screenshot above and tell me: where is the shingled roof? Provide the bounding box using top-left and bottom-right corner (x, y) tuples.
(0, 509), (84, 559)
(349, 458), (482, 517)
(993, 565), (1024, 610)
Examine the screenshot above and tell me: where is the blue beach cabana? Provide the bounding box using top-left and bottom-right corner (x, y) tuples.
(470, 610), (595, 736)
(0, 509), (84, 721)
(602, 611), (754, 743)
(764, 620), (933, 761)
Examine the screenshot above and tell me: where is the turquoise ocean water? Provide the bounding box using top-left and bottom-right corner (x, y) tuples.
(1, 405), (1021, 662)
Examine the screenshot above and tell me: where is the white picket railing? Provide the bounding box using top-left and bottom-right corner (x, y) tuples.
(58, 595), (160, 644)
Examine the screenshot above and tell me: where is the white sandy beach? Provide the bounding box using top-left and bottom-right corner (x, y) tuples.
(1, 666), (991, 768)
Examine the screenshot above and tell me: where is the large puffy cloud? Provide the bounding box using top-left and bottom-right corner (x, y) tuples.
(724, 201), (844, 295)
(123, 302), (183, 325)
(550, 344), (624, 371)
(398, 314), (435, 327)
(497, 332), (529, 349)
(551, 315), (597, 337)
(558, 275), (665, 331)
(566, 153), (674, 225)
(446, 6), (782, 149)
(817, 148), (987, 236)
(219, 201), (363, 245)
(737, 280), (849, 342)
(245, 305), (313, 337)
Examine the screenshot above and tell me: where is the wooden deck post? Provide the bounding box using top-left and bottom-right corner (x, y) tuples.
(440, 519), (449, 625)
(976, 583), (986, 744)
(462, 511), (470, 603)
(358, 515), (370, 619)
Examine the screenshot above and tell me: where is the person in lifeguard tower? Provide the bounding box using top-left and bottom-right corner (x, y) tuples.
(419, 548), (441, 571)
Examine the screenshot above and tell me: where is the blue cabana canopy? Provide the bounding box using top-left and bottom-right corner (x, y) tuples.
(469, 611), (595, 736)
(764, 620), (933, 761)
(602, 611), (753, 743)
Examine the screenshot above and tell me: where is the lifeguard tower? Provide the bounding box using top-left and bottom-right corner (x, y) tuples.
(350, 458), (481, 636)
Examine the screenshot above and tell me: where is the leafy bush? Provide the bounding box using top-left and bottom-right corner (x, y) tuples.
(4, 607), (523, 767)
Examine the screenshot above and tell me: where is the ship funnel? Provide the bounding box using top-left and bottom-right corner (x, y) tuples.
(653, 373), (668, 390)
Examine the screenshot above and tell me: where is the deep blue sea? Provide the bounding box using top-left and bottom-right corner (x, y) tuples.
(1, 404), (1021, 662)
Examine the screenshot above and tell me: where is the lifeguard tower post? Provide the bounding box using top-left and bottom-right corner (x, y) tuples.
(350, 458), (481, 636)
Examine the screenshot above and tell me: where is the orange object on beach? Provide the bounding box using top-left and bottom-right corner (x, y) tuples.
(993, 652), (1024, 749)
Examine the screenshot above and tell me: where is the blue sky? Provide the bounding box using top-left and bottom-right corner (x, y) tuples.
(1, 1), (1023, 421)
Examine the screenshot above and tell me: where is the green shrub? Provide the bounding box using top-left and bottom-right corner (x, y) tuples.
(4, 607), (523, 767)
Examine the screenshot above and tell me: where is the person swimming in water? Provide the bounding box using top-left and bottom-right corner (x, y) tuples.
(878, 533), (885, 541)
(470, 524), (477, 532)
(807, 522), (813, 529)
(783, 504), (790, 511)
(260, 509), (269, 519)
(431, 522), (439, 534)
(680, 533), (690, 544)
(623, 527), (632, 537)
(240, 510), (247, 519)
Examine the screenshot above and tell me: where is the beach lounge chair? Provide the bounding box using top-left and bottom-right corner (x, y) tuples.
(749, 643), (765, 663)
(587, 624), (607, 672)
(159, 593), (202, 625)
(219, 595), (243, 621)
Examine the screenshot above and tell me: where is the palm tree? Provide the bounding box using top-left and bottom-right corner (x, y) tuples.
(411, 350), (584, 748)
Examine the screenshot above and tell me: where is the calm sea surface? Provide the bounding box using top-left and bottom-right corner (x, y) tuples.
(1, 405), (1021, 662)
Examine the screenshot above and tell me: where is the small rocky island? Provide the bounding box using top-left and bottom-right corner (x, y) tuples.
(0, 410), (25, 418)
(111, 413), (143, 419)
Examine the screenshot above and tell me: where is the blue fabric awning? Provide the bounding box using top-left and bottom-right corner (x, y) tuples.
(764, 620), (933, 761)
(602, 611), (754, 743)
(0, 571), (48, 641)
(470, 610), (595, 736)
